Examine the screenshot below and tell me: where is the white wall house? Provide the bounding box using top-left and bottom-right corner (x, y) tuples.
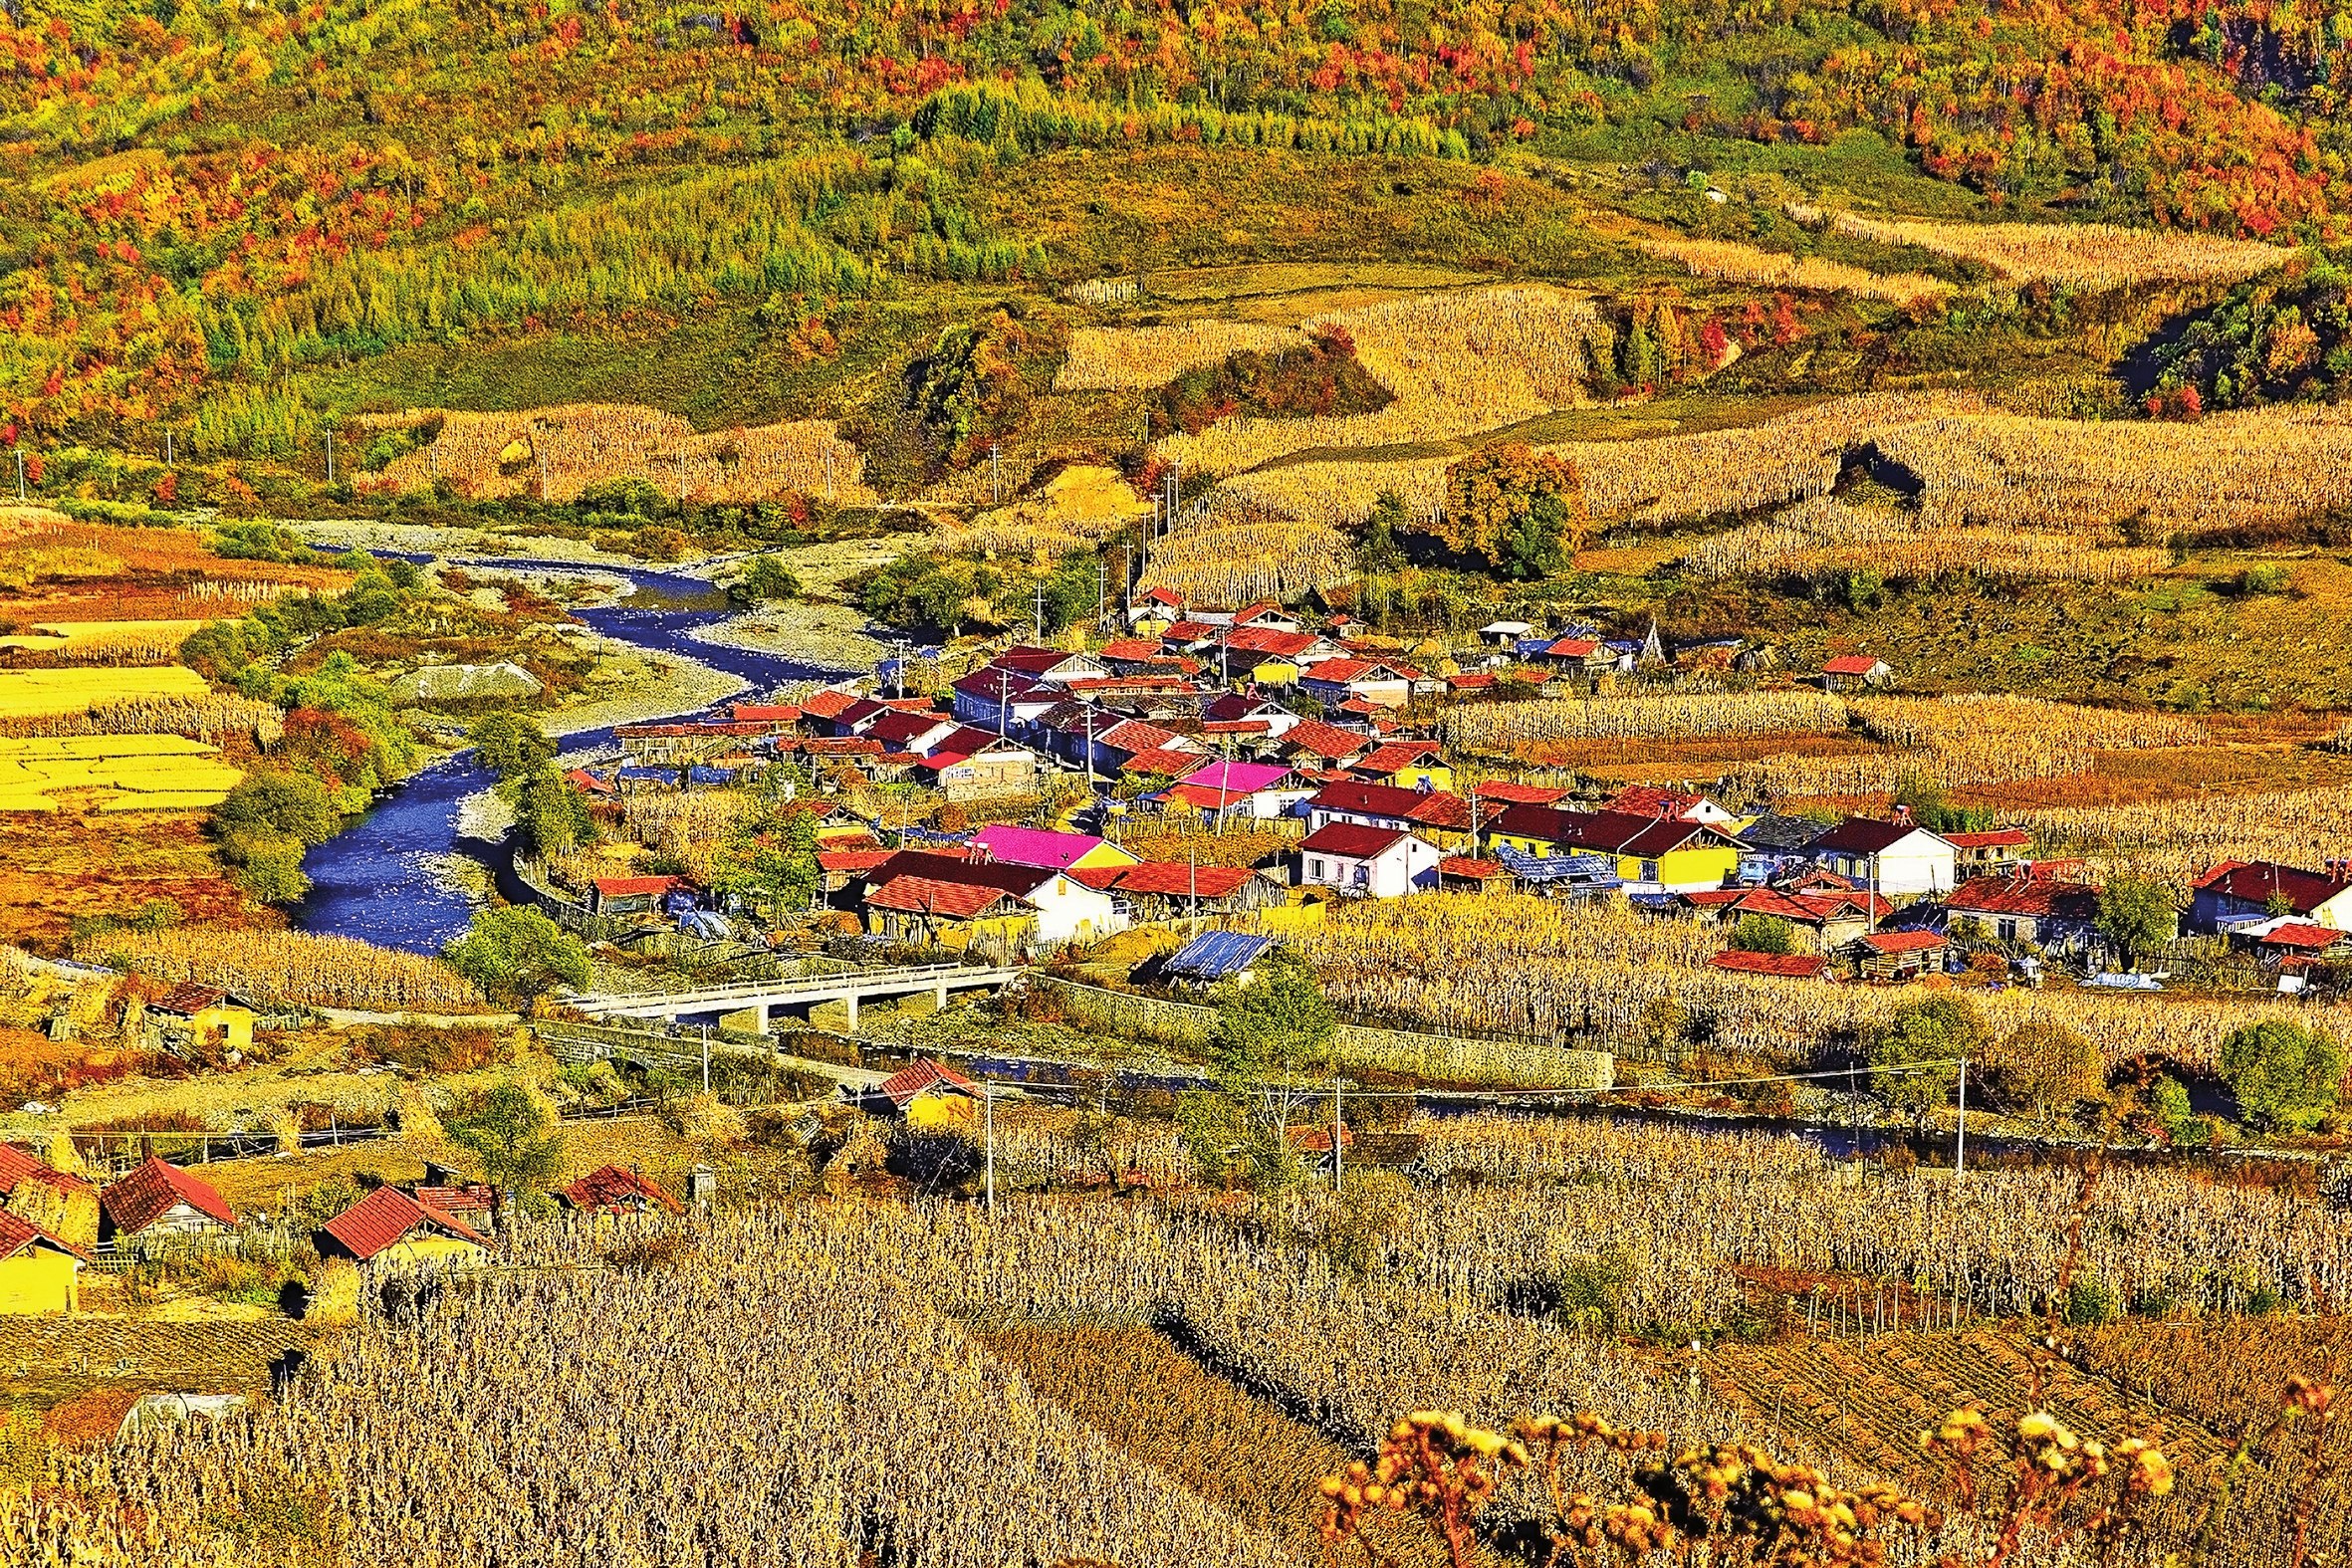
(1805, 817), (1957, 896)
(1297, 822), (1443, 899)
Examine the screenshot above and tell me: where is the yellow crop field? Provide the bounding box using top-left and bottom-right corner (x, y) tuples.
(1136, 496), (1354, 604)
(950, 464), (1154, 560)
(1149, 285), (1599, 476)
(1443, 690), (1848, 752)
(0, 666), (212, 720)
(0, 734), (243, 811)
(1802, 207), (2288, 288)
(1638, 234), (1948, 305)
(361, 404), (876, 506)
(1683, 496), (2169, 585)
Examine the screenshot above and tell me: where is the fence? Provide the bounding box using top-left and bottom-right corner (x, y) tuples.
(1035, 977), (1614, 1091)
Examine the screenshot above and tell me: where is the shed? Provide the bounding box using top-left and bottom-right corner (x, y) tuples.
(1162, 930), (1277, 986)
(1822, 655), (1893, 691)
(861, 1057), (984, 1128)
(100, 1157), (237, 1244)
(0, 1211), (86, 1314)
(318, 1187), (490, 1265)
(562, 1164), (684, 1216)
(142, 985), (257, 1057)
(1850, 929), (1949, 980)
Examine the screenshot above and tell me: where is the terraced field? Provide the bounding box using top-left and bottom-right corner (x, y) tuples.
(0, 734), (243, 811)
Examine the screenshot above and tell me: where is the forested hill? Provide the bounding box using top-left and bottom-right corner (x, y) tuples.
(4, 0), (2350, 444)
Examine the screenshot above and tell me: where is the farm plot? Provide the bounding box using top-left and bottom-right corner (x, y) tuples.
(1637, 233), (1948, 305)
(1683, 495), (2168, 586)
(363, 403), (876, 505)
(0, 734), (241, 811)
(1721, 694), (2210, 797)
(1443, 690), (1848, 755)
(86, 928), (487, 1013)
(949, 463), (1154, 560)
(1056, 321), (1310, 390)
(1136, 493), (1354, 604)
(0, 666), (213, 721)
(1797, 208), (2288, 288)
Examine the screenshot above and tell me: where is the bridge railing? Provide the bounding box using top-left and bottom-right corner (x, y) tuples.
(560, 962), (1012, 1014)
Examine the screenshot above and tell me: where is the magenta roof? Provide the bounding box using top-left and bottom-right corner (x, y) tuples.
(1178, 760), (1295, 795)
(971, 824), (1108, 870)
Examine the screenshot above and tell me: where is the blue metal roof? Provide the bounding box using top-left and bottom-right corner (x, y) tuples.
(1493, 846), (1620, 887)
(1163, 930), (1276, 981)
(615, 767), (672, 784)
(687, 767), (738, 784)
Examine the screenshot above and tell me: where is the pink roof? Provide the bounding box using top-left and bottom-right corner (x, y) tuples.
(971, 824), (1109, 871)
(1178, 760), (1295, 795)
(1711, 950), (1830, 978)
(1824, 655), (1887, 675)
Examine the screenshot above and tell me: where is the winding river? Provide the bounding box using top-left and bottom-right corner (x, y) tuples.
(295, 563), (854, 955)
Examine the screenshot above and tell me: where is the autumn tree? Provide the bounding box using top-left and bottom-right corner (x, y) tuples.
(1435, 443), (1586, 579)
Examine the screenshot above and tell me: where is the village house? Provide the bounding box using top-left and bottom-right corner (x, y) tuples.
(854, 1057), (985, 1127)
(863, 875), (1038, 951)
(140, 984), (260, 1058)
(1803, 816), (1958, 896)
(1487, 806), (1741, 894)
(1947, 828), (2033, 881)
(862, 709), (961, 757)
(1076, 861), (1290, 924)
(1127, 586), (1186, 626)
(1675, 887), (1870, 953)
(99, 1157), (238, 1246)
(1166, 760), (1315, 821)
(1297, 821), (1444, 898)
(1296, 658), (1416, 710)
(1214, 626), (1341, 685)
(1437, 855), (1512, 894)
(1848, 929), (1950, 981)
(1534, 637), (1618, 693)
(972, 825), (1137, 875)
(2191, 860), (2352, 933)
(0, 1212), (86, 1314)
(864, 849), (1123, 947)
(948, 669), (1058, 734)
(992, 644), (1110, 683)
(1942, 876), (2107, 948)
(1231, 601), (1300, 633)
(318, 1187), (490, 1266)
(589, 874), (697, 918)
(0, 1144), (97, 1247)
(912, 727), (1038, 799)
(1822, 654), (1894, 691)
(1602, 785), (1741, 827)
(562, 1165), (684, 1217)
(1348, 743), (1452, 791)
(1159, 930), (1278, 988)
(1203, 691), (1300, 742)
(1276, 720), (1372, 772)
(1735, 812), (1828, 882)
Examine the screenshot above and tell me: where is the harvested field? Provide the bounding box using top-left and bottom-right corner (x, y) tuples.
(0, 734), (242, 812)
(1151, 285), (1598, 475)
(1443, 690), (1848, 753)
(0, 812), (249, 952)
(0, 1316), (314, 1421)
(1638, 233), (1947, 305)
(949, 464), (1152, 560)
(85, 928), (487, 1013)
(364, 404), (875, 505)
(0, 510), (350, 621)
(1056, 322), (1309, 390)
(1800, 208), (2288, 288)
(1137, 494), (1353, 604)
(0, 667), (212, 720)
(1684, 496), (2168, 586)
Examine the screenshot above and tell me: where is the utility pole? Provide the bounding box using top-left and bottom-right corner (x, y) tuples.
(701, 1024), (711, 1095)
(325, 434), (335, 485)
(1955, 1058), (1968, 1178)
(1095, 560), (1108, 633)
(990, 442), (1001, 502)
(1331, 1077), (1343, 1189)
(13, 449), (22, 502)
(984, 1078), (996, 1217)
(1034, 580), (1046, 645)
(163, 430), (172, 465)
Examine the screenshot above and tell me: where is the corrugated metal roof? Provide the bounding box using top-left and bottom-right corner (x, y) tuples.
(1163, 930), (1275, 981)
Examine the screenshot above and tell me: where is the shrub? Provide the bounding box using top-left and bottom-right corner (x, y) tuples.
(1726, 914), (1797, 956)
(1978, 1020), (2106, 1123)
(2220, 1018), (2345, 1131)
(1870, 994), (1986, 1119)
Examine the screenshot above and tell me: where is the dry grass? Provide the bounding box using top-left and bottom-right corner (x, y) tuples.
(1055, 321), (1309, 390)
(362, 404), (875, 505)
(1684, 496), (2169, 586)
(0, 813), (249, 952)
(948, 464), (1153, 560)
(82, 928), (488, 1013)
(1135, 492), (1354, 605)
(1443, 690), (1847, 754)
(0, 734), (243, 812)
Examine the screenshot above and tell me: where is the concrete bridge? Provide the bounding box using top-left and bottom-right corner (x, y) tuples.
(558, 962), (1021, 1032)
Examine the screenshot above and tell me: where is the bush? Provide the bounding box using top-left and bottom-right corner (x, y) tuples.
(1727, 914), (1798, 956)
(442, 906), (590, 1006)
(303, 1258), (361, 1327)
(1870, 994), (1986, 1119)
(1977, 1020), (2106, 1123)
(2219, 1018), (2345, 1131)
(2064, 1274), (2119, 1325)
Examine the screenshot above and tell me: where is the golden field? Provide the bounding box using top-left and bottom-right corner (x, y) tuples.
(0, 734), (243, 812)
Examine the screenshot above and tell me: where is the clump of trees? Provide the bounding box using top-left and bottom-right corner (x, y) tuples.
(1176, 948), (1337, 1193)
(1150, 328), (1390, 436)
(443, 906), (591, 1007)
(1428, 443), (1585, 579)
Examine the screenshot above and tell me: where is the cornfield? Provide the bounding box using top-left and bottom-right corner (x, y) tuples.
(0, 692), (283, 745)
(1681, 496), (2168, 585)
(2019, 783), (2352, 896)
(617, 788), (757, 886)
(6, 1196), (2329, 1565)
(947, 465), (1153, 561)
(1723, 695), (2207, 797)
(1798, 208), (2287, 289)
(1056, 321), (1310, 390)
(1293, 893), (2319, 1076)
(1135, 494), (1354, 606)
(1638, 234), (1948, 306)
(1442, 690), (1847, 752)
(363, 404), (875, 506)
(79, 928), (490, 1013)
(1152, 286), (1597, 476)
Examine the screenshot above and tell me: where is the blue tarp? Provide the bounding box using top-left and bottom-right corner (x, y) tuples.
(615, 767), (672, 784)
(687, 767), (738, 785)
(1164, 930), (1276, 982)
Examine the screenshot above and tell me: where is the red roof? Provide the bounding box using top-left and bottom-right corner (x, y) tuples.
(1097, 639), (1165, 661)
(0, 1143), (91, 1199)
(819, 849), (897, 875)
(592, 874), (686, 898)
(1860, 930), (1948, 953)
(1475, 781), (1568, 805)
(101, 1157), (236, 1235)
(321, 1186), (488, 1261)
(413, 1183), (495, 1217)
(1300, 820), (1413, 858)
(1135, 586), (1185, 607)
(563, 1164), (684, 1215)
(876, 1056), (982, 1110)
(1353, 743), (1446, 777)
(149, 983), (236, 1016)
(1223, 626), (1321, 658)
(564, 768), (617, 795)
(2196, 860), (2352, 914)
(1711, 950), (1831, 979)
(0, 1210), (88, 1264)
(729, 703), (802, 724)
(1604, 784), (1713, 820)
(1944, 828), (2031, 850)
(1123, 745), (1208, 778)
(1302, 658), (1406, 686)
(1279, 720), (1368, 761)
(2258, 923), (2346, 950)
(1544, 637), (1603, 657)
(1088, 861), (1258, 898)
(1308, 781), (1433, 819)
(798, 737), (886, 757)
(1163, 620), (1220, 642)
(1823, 655), (1888, 675)
(1449, 673), (1499, 692)
(1948, 878), (2100, 919)
(865, 876), (1030, 920)
(1439, 856), (1508, 880)
(798, 689), (860, 720)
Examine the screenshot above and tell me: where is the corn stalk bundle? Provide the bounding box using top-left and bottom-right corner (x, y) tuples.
(80, 928), (487, 1013)
(0, 693), (283, 744)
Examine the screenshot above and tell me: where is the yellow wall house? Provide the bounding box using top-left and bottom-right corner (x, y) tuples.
(867, 1057), (985, 1128)
(1487, 805), (1741, 894)
(320, 1186), (490, 1267)
(0, 1212), (86, 1313)
(142, 983), (257, 1056)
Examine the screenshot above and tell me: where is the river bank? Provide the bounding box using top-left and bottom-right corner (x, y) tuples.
(687, 532), (927, 673)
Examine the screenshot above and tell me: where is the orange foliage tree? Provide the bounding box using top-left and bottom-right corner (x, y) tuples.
(1435, 443), (1586, 579)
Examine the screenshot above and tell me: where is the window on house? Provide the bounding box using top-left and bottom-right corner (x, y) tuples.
(1640, 860), (1660, 883)
(1310, 859), (1325, 878)
(1352, 865), (1369, 886)
(1998, 920), (2016, 942)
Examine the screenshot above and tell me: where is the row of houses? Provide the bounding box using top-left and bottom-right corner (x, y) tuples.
(0, 1147), (682, 1314)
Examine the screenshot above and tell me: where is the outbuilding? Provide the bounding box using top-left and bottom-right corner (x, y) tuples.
(318, 1187), (490, 1266)
(0, 1212), (87, 1314)
(100, 1157), (237, 1245)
